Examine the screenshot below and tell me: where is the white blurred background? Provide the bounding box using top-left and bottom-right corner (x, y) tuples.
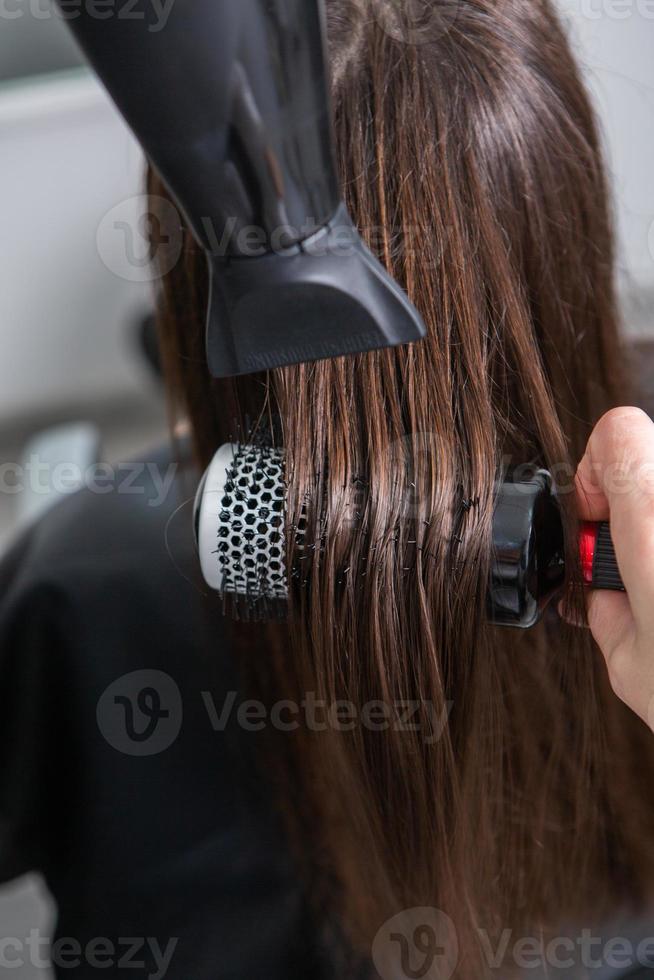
(0, 8), (168, 565)
(0, 1), (652, 976)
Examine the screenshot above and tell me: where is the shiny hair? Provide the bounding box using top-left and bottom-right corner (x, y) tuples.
(149, 0), (654, 973)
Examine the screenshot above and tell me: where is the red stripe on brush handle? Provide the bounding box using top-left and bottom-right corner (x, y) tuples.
(579, 522), (625, 592)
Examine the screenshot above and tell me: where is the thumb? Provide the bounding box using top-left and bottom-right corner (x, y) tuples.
(586, 589), (633, 659)
(586, 589), (638, 704)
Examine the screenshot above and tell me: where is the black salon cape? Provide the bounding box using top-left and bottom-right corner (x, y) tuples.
(0, 445), (335, 979)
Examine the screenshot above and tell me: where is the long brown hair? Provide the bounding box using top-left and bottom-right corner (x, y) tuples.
(150, 0), (654, 973)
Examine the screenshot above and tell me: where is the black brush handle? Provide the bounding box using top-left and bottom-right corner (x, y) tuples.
(489, 475), (627, 629)
(584, 522), (625, 592)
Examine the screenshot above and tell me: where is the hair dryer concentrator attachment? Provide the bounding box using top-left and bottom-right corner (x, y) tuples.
(58, 0), (427, 377)
(208, 203), (428, 376)
(194, 448), (625, 629)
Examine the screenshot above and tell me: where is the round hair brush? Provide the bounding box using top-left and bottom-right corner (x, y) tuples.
(195, 445), (624, 629)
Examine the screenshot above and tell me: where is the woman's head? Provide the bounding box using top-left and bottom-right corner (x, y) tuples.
(151, 0), (654, 973)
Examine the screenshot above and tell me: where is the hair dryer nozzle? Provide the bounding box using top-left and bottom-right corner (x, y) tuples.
(206, 206), (427, 377)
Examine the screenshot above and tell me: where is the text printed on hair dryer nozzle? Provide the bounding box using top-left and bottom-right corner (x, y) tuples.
(1, 0), (176, 34)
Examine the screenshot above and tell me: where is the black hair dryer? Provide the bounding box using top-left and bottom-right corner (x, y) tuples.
(56, 0), (427, 377)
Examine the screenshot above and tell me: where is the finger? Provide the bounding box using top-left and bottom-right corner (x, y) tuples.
(585, 590), (647, 719)
(576, 408), (654, 625)
(575, 452), (610, 523)
(575, 407), (654, 521)
(585, 589), (634, 665)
